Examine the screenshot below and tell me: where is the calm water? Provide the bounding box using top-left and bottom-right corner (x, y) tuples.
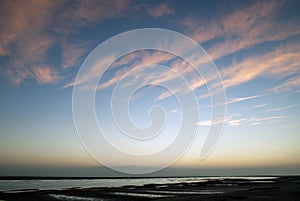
(0, 176), (277, 192)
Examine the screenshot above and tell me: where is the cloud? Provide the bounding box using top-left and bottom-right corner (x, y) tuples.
(248, 115), (291, 124)
(267, 104), (296, 112)
(61, 42), (90, 69)
(227, 118), (247, 126)
(0, 0), (58, 85)
(250, 122), (262, 126)
(0, 0), (131, 86)
(251, 104), (267, 108)
(97, 67), (129, 90)
(82, 46), (220, 102)
(64, 0), (299, 104)
(269, 76), (300, 93)
(196, 116), (232, 127)
(181, 1), (299, 60)
(196, 112), (292, 127)
(32, 66), (61, 84)
(62, 54), (116, 89)
(155, 90), (173, 101)
(2, 0), (296, 98)
(180, 1), (300, 92)
(63, 49), (179, 90)
(170, 108), (180, 114)
(147, 2), (174, 18)
(54, 0), (131, 34)
(226, 95), (261, 105)
(221, 39), (300, 88)
(109, 51), (177, 89)
(75, 0), (130, 23)
(196, 121), (212, 126)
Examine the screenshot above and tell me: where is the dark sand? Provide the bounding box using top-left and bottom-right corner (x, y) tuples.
(0, 176), (299, 201)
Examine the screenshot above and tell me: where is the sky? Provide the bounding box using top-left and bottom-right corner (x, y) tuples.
(0, 0), (300, 176)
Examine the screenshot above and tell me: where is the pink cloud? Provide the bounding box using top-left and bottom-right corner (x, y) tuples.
(73, 0), (130, 25)
(62, 54), (116, 89)
(180, 1), (300, 93)
(32, 66), (61, 84)
(147, 2), (174, 18)
(227, 118), (247, 126)
(249, 115), (291, 123)
(0, 0), (131, 86)
(251, 104), (267, 108)
(61, 42), (90, 69)
(267, 104), (296, 112)
(226, 95), (261, 105)
(269, 76), (300, 93)
(181, 1), (296, 61)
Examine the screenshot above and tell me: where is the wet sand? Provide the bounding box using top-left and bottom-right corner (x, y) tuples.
(0, 176), (299, 201)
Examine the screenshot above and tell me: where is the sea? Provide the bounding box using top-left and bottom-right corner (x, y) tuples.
(0, 176), (277, 192)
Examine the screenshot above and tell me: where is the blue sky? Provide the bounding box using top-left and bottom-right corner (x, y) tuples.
(0, 0), (300, 176)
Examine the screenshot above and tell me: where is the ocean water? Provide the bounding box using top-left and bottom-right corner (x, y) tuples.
(0, 176), (277, 192)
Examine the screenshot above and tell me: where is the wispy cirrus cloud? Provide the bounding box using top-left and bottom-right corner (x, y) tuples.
(226, 95), (261, 105)
(226, 118), (247, 126)
(147, 2), (174, 18)
(249, 115), (292, 125)
(0, 0), (58, 85)
(197, 114), (291, 127)
(196, 116), (244, 127)
(31, 66), (61, 84)
(268, 76), (300, 93)
(2, 0), (298, 100)
(251, 104), (267, 109)
(221, 39), (300, 88)
(180, 0), (300, 93)
(61, 41), (91, 69)
(267, 104), (296, 112)
(181, 1), (299, 60)
(67, 50), (176, 90)
(92, 0), (300, 101)
(196, 121), (213, 126)
(204, 95), (262, 108)
(0, 0), (131, 85)
(62, 53), (117, 89)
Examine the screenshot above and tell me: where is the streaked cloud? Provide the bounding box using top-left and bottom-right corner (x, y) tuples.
(32, 66), (61, 84)
(89, 0), (300, 101)
(251, 104), (267, 108)
(226, 95), (261, 105)
(249, 115), (291, 124)
(170, 108), (181, 114)
(221, 40), (300, 88)
(147, 2), (174, 18)
(61, 42), (90, 69)
(1, 0), (299, 98)
(0, 0), (131, 85)
(72, 0), (130, 25)
(0, 0), (57, 85)
(227, 118), (247, 126)
(181, 0), (300, 92)
(269, 76), (300, 93)
(62, 54), (117, 89)
(97, 67), (129, 90)
(197, 114), (292, 127)
(63, 50), (177, 90)
(196, 117), (240, 127)
(267, 104), (296, 112)
(182, 1), (298, 60)
(196, 121), (212, 126)
(155, 90), (174, 101)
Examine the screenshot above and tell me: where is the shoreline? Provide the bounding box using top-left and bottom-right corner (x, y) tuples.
(0, 175), (283, 180)
(0, 176), (299, 200)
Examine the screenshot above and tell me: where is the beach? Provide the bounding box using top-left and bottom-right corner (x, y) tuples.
(0, 176), (299, 200)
